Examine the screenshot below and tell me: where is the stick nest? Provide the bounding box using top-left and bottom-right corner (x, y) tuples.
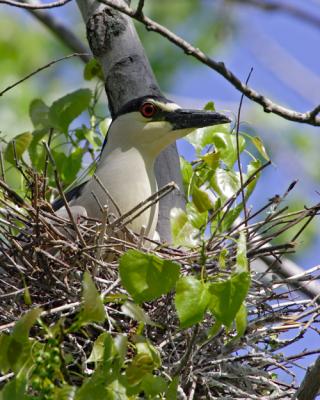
(0, 168), (320, 399)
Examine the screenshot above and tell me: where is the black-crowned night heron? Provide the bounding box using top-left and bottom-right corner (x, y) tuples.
(53, 95), (230, 240)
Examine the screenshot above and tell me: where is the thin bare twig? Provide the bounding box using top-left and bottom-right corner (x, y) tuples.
(0, 53), (89, 97)
(235, 68), (253, 235)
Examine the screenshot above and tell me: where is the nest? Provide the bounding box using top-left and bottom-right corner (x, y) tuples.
(0, 166), (320, 399)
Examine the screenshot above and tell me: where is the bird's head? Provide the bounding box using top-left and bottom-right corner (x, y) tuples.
(104, 95), (230, 156)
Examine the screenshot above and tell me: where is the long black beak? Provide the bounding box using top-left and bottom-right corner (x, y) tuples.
(165, 109), (230, 130)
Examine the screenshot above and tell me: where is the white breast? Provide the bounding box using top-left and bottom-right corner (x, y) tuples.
(71, 147), (159, 238)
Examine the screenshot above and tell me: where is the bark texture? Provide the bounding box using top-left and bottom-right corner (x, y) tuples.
(76, 0), (184, 241)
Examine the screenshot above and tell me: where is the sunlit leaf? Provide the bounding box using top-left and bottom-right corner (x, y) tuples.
(76, 272), (105, 326)
(121, 301), (160, 327)
(192, 185), (214, 212)
(200, 151), (220, 169)
(28, 129), (47, 170)
(236, 231), (248, 273)
(212, 132), (245, 168)
(235, 303), (247, 337)
(171, 207), (199, 247)
(251, 136), (270, 161)
(186, 202), (207, 230)
(180, 156), (193, 194)
(208, 272), (251, 328)
(119, 250), (180, 303)
(141, 374), (167, 397)
(166, 376), (179, 400)
(175, 276), (210, 328)
(204, 101), (215, 111)
(83, 59), (104, 81)
(29, 99), (50, 129)
(5, 132), (32, 165)
(211, 168), (240, 200)
(49, 89), (92, 133)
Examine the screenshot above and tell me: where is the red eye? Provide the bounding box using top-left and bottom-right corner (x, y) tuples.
(140, 102), (157, 118)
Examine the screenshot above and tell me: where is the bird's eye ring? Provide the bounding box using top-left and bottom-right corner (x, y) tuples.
(140, 102), (157, 118)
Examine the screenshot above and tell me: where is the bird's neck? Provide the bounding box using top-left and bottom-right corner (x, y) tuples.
(97, 145), (158, 236)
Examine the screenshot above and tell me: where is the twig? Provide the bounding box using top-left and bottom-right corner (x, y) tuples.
(295, 356), (320, 400)
(235, 68), (253, 235)
(0, 53), (89, 97)
(109, 182), (178, 230)
(135, 0), (144, 16)
(44, 143), (86, 247)
(99, 0), (320, 126)
(0, 0), (71, 9)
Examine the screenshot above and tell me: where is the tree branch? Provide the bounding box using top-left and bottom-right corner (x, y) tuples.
(99, 0), (320, 126)
(295, 356), (320, 400)
(0, 0), (71, 9)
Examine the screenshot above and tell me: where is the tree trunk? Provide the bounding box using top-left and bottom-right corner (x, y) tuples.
(76, 0), (185, 242)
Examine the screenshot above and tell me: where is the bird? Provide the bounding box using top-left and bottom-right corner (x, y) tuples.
(53, 95), (230, 241)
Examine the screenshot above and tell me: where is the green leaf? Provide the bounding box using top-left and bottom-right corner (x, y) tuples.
(83, 128), (101, 150)
(126, 353), (154, 386)
(208, 272), (251, 328)
(135, 337), (161, 368)
(76, 333), (122, 400)
(121, 301), (160, 327)
(49, 89), (92, 133)
(0, 334), (11, 373)
(52, 148), (83, 185)
(76, 272), (105, 326)
(126, 338), (161, 387)
(211, 132), (245, 168)
(141, 374), (167, 397)
(12, 307), (42, 344)
(28, 129), (47, 170)
(175, 276), (210, 328)
(218, 249), (228, 270)
(251, 136), (270, 161)
(29, 99), (50, 129)
(86, 332), (108, 365)
(246, 159), (262, 199)
(185, 127), (213, 153)
(180, 156), (193, 195)
(236, 231), (248, 273)
(99, 118), (112, 137)
(200, 151), (220, 169)
(186, 202), (207, 230)
(211, 168), (240, 201)
(235, 304), (247, 337)
(171, 207), (199, 247)
(192, 186), (213, 213)
(5, 132), (32, 165)
(204, 101), (215, 111)
(83, 59), (104, 81)
(53, 385), (76, 400)
(166, 376), (179, 400)
(119, 250), (180, 303)
(0, 377), (29, 400)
